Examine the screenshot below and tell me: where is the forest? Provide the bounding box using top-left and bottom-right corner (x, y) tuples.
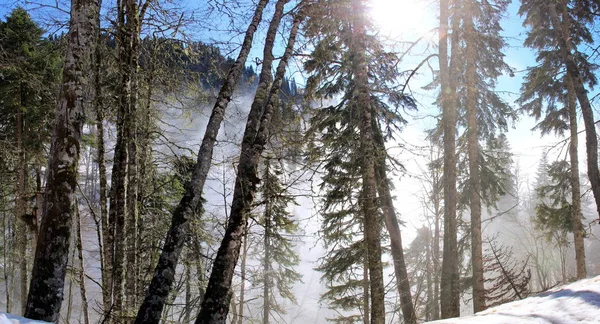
(0, 0), (599, 323)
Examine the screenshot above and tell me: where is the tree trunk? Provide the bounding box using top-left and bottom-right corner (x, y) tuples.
(15, 89), (28, 315)
(439, 0), (460, 318)
(24, 0), (100, 320)
(562, 19), (586, 280)
(75, 203), (90, 324)
(373, 123), (416, 323)
(363, 252), (370, 324)
(237, 231), (248, 324)
(350, 2), (385, 323)
(263, 159), (271, 324)
(465, 6), (485, 313)
(432, 146), (442, 320)
(548, 0), (600, 221)
(195, 12), (302, 324)
(134, 1), (270, 323)
(94, 25), (111, 315)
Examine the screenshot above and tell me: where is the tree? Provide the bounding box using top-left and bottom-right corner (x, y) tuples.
(134, 1), (270, 322)
(518, 0), (592, 279)
(24, 0), (100, 320)
(0, 7), (60, 313)
(439, 0), (460, 317)
(254, 158), (302, 323)
(196, 8), (303, 323)
(483, 237), (531, 308)
(520, 0), (600, 224)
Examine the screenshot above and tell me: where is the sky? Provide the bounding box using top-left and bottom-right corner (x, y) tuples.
(1, 0), (600, 322)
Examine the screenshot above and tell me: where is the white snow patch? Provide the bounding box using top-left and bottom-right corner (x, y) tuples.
(428, 276), (600, 324)
(0, 313), (51, 324)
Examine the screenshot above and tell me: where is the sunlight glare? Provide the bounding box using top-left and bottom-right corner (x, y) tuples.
(369, 0), (435, 40)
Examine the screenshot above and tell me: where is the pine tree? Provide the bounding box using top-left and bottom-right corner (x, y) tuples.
(0, 8), (60, 313)
(305, 0), (417, 321)
(253, 158), (302, 323)
(518, 0), (592, 279)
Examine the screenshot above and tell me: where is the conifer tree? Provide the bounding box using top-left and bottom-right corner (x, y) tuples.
(254, 158), (302, 323)
(0, 8), (60, 313)
(518, 0), (592, 279)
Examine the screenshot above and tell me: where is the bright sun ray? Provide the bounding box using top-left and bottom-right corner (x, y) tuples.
(369, 0), (436, 40)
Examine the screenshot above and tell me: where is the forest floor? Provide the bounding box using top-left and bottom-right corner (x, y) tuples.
(429, 275), (600, 323)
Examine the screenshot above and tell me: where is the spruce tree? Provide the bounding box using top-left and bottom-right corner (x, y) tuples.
(253, 158), (302, 323)
(518, 0), (592, 279)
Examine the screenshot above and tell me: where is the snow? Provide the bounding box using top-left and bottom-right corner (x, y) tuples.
(0, 314), (50, 324)
(429, 275), (600, 324)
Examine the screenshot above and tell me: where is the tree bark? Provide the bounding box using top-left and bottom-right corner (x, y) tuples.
(363, 252), (369, 324)
(566, 75), (586, 279)
(15, 87), (28, 315)
(465, 5), (485, 313)
(24, 0), (100, 320)
(373, 123), (416, 323)
(439, 0), (460, 318)
(350, 1), (385, 323)
(134, 1), (270, 323)
(75, 202), (90, 324)
(238, 232), (248, 324)
(195, 12), (302, 324)
(548, 0), (600, 221)
(93, 25), (112, 315)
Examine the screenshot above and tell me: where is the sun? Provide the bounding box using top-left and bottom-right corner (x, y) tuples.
(369, 0), (436, 40)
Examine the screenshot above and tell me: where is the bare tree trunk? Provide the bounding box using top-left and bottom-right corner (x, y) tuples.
(74, 202), (90, 324)
(24, 0), (100, 320)
(134, 2), (270, 323)
(373, 123), (415, 323)
(439, 0), (460, 317)
(363, 252), (369, 324)
(432, 146), (442, 320)
(238, 230), (248, 324)
(564, 37), (586, 281)
(15, 90), (28, 315)
(548, 0), (600, 220)
(465, 5), (485, 313)
(125, 0), (142, 313)
(3, 208), (12, 313)
(263, 159), (272, 324)
(196, 12), (302, 324)
(94, 26), (111, 315)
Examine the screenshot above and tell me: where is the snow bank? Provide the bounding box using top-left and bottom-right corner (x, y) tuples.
(429, 275), (600, 323)
(0, 313), (51, 324)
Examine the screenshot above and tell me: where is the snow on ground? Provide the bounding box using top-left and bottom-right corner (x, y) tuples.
(0, 313), (50, 324)
(429, 275), (600, 324)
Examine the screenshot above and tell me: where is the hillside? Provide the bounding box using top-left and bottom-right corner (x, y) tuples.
(429, 276), (600, 324)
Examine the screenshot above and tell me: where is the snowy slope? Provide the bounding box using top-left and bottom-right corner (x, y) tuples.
(0, 313), (50, 324)
(429, 276), (600, 324)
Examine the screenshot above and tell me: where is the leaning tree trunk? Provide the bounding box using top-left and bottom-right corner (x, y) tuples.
(548, 0), (600, 220)
(373, 122), (416, 323)
(24, 0), (100, 320)
(134, 1), (270, 323)
(439, 0), (460, 317)
(465, 7), (485, 313)
(195, 12), (302, 324)
(350, 1), (385, 323)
